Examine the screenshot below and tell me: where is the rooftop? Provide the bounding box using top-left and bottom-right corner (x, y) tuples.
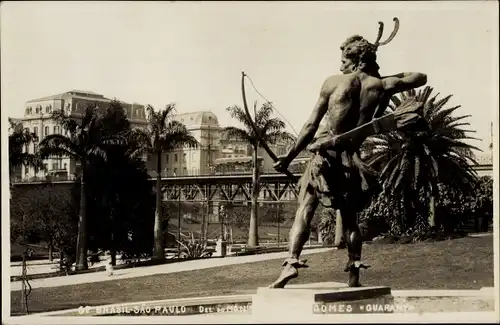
(26, 90), (108, 103)
(173, 111), (219, 126)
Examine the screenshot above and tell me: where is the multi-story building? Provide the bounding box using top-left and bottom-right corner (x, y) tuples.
(147, 111), (221, 177)
(214, 135), (255, 174)
(18, 90), (147, 181)
(215, 129), (297, 175)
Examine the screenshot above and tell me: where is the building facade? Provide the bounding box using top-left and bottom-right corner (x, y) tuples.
(146, 111), (221, 177)
(17, 90), (147, 181)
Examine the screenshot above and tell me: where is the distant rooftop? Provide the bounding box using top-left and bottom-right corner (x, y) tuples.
(173, 111), (219, 126)
(26, 90), (108, 103)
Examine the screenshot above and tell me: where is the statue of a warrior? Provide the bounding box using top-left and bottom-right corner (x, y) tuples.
(269, 18), (428, 288)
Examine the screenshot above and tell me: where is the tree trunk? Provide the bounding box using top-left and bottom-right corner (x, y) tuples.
(110, 222), (116, 266)
(429, 195), (436, 228)
(429, 183), (437, 229)
(111, 248), (116, 266)
(201, 202), (206, 240)
(75, 169), (88, 271)
(48, 238), (53, 262)
(153, 152), (165, 261)
(248, 145), (260, 247)
(334, 209), (344, 248)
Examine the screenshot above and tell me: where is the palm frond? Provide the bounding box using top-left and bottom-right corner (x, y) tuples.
(226, 105), (254, 134)
(255, 102), (274, 126)
(265, 131), (296, 146)
(158, 120), (198, 152)
(38, 134), (82, 159)
(222, 127), (253, 144)
(86, 145), (108, 161)
(260, 118), (286, 134)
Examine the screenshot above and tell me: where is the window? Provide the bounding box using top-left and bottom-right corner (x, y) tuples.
(29, 107), (33, 114)
(25, 167), (29, 175)
(166, 154), (169, 163)
(44, 126), (49, 136)
(174, 154), (178, 162)
(54, 126), (60, 134)
(46, 106), (50, 113)
(183, 153), (187, 163)
(33, 127), (38, 138)
(64, 163), (67, 170)
(35, 106), (40, 114)
(52, 163), (58, 170)
(183, 167), (187, 174)
(173, 168), (177, 175)
(43, 164), (48, 171)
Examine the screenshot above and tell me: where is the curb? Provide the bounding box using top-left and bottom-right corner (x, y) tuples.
(392, 288), (495, 297)
(25, 294), (254, 317)
(24, 287), (495, 317)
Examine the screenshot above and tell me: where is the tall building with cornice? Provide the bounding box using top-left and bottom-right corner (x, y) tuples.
(146, 111), (221, 177)
(18, 90), (147, 181)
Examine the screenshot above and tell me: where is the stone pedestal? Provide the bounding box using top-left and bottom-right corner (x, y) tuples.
(252, 282), (393, 317)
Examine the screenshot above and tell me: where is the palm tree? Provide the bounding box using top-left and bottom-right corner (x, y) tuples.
(363, 86), (479, 232)
(224, 102), (295, 247)
(38, 105), (112, 270)
(8, 118), (43, 180)
(131, 104), (198, 261)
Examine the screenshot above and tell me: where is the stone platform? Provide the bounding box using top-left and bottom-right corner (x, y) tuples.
(252, 282), (394, 316)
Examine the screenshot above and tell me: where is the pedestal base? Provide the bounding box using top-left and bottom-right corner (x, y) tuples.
(252, 282), (393, 317)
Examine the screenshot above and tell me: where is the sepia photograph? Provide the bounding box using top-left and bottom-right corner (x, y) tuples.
(1, 1), (498, 323)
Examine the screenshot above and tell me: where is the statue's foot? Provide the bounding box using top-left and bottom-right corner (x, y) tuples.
(348, 273), (362, 287)
(268, 264), (298, 288)
(344, 260), (370, 288)
(268, 258), (308, 289)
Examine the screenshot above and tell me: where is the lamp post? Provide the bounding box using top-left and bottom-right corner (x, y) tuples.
(277, 203), (281, 247)
(177, 188), (181, 259)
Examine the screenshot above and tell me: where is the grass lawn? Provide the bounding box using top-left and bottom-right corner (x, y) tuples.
(11, 235), (494, 315)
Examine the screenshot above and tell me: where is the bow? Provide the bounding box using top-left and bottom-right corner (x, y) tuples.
(241, 71), (296, 179)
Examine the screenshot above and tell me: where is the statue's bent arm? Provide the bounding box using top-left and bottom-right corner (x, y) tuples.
(382, 72), (428, 95)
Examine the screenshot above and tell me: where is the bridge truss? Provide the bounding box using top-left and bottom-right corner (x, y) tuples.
(160, 173), (302, 203)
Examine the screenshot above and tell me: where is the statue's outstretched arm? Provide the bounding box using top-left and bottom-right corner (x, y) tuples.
(382, 72), (427, 94)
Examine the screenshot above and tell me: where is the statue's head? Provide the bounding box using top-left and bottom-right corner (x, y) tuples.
(340, 35), (379, 74)
(340, 17), (400, 75)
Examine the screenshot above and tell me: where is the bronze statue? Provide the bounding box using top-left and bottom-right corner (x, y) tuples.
(249, 18), (428, 288)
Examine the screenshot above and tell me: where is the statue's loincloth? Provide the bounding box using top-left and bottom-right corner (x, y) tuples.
(298, 148), (378, 211)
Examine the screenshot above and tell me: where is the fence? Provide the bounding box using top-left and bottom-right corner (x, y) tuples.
(163, 201), (322, 247)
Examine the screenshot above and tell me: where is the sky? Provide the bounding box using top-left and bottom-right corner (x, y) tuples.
(1, 1), (498, 153)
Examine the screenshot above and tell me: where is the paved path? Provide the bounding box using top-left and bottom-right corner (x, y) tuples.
(10, 247), (334, 291)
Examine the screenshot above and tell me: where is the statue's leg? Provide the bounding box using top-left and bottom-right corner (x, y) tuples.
(269, 189), (319, 288)
(340, 205), (365, 287)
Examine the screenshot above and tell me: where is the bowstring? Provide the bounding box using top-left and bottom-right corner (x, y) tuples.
(244, 74), (299, 136)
